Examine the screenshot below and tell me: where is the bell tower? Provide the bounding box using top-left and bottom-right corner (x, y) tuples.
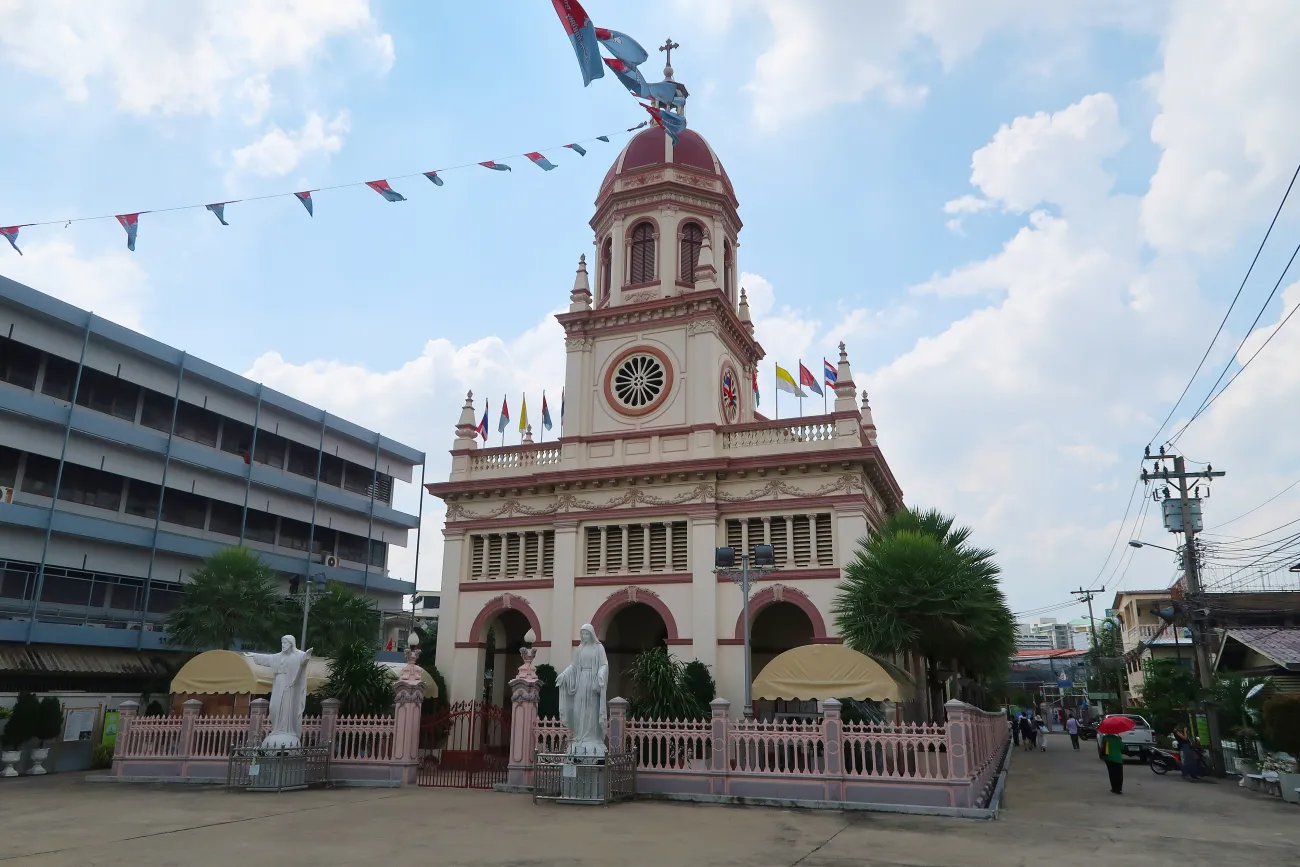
(558, 126), (763, 440)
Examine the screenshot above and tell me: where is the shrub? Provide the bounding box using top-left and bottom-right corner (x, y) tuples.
(682, 660), (716, 713)
(1261, 694), (1300, 756)
(91, 744), (114, 770)
(322, 640), (396, 715)
(36, 696), (63, 745)
(536, 664), (559, 718)
(2, 692), (40, 750)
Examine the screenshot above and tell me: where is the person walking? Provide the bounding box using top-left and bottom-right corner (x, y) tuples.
(1101, 730), (1125, 794)
(1012, 712), (1021, 747)
(1035, 714), (1048, 751)
(1066, 713), (1081, 750)
(1019, 714), (1036, 751)
(1173, 724), (1202, 780)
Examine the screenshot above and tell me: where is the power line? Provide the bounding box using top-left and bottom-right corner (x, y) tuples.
(1169, 235), (1300, 445)
(1086, 471), (1145, 590)
(1148, 161), (1300, 446)
(1205, 473), (1300, 531)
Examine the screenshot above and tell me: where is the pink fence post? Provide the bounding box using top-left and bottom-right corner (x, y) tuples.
(391, 680), (423, 785)
(607, 697), (629, 753)
(247, 698), (268, 747)
(111, 701), (138, 777)
(820, 698), (845, 801)
(507, 664), (540, 789)
(320, 698), (340, 751)
(179, 699), (201, 771)
(944, 700), (973, 806)
(709, 697), (730, 794)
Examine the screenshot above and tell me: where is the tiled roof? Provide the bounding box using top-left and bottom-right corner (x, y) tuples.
(1226, 628), (1300, 669)
(1012, 648), (1088, 660)
(0, 645), (183, 677)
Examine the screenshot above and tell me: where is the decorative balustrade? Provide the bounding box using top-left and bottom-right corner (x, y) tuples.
(841, 721), (950, 780)
(189, 716), (249, 759)
(469, 444), (562, 473)
(116, 715), (183, 758)
(332, 714), (396, 762)
(534, 717), (570, 755)
(729, 717), (826, 775)
(721, 419), (839, 450)
(623, 717), (712, 771)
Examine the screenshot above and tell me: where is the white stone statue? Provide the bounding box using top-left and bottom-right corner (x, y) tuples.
(246, 635), (313, 749)
(556, 624), (609, 757)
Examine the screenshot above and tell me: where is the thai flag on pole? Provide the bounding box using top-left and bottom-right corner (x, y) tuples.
(476, 402), (489, 441)
(541, 392), (553, 431)
(116, 213), (140, 251)
(479, 161), (511, 172)
(206, 203), (229, 226)
(498, 396), (510, 433)
(824, 359), (838, 390)
(525, 152), (557, 171)
(799, 361), (823, 397)
(564, 143), (587, 156)
(366, 180), (406, 202)
(1, 226), (23, 255)
(295, 191), (314, 216)
(424, 171), (444, 186)
(550, 0), (604, 86)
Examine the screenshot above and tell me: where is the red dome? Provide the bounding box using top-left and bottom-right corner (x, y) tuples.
(599, 127), (735, 200)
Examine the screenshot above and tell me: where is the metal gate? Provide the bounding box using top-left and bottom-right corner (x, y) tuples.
(417, 701), (510, 788)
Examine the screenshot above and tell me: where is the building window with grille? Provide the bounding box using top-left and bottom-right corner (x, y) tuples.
(629, 222), (656, 284)
(679, 221), (703, 283)
(467, 530), (556, 580)
(582, 521), (688, 574)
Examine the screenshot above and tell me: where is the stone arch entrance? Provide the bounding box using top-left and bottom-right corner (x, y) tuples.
(467, 594), (544, 707)
(739, 585), (827, 720)
(593, 588), (678, 702)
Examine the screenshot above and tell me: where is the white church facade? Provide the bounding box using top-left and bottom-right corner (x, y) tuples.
(428, 126), (907, 710)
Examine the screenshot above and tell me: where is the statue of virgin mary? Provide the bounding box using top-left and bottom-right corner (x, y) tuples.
(556, 624), (609, 757)
(246, 635), (312, 749)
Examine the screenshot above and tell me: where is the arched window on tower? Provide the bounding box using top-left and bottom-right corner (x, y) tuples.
(600, 237), (613, 304)
(724, 239), (734, 300)
(629, 222), (656, 284)
(679, 222), (704, 284)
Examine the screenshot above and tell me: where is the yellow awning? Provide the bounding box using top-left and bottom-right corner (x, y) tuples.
(170, 649), (437, 699)
(752, 644), (912, 702)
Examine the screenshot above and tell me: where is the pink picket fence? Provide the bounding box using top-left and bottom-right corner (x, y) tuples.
(116, 715), (183, 758)
(331, 714), (395, 762)
(525, 699), (1010, 810)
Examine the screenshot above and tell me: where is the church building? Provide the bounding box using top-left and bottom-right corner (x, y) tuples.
(427, 125), (906, 710)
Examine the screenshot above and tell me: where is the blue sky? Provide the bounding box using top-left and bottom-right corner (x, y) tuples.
(3, 1), (1300, 619)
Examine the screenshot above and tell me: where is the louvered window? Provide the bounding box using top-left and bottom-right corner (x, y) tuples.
(487, 534), (503, 577)
(627, 524), (646, 573)
(586, 527), (603, 573)
(505, 533), (521, 577)
(725, 518), (743, 552)
(747, 517), (766, 556)
(649, 523), (668, 571)
(815, 513), (834, 565)
(607, 525), (624, 571)
(541, 532), (555, 576)
(670, 520), (688, 570)
(791, 515), (812, 566)
(470, 536), (485, 579)
(629, 223), (655, 284)
(523, 532), (540, 576)
(770, 518), (789, 566)
(679, 222), (703, 283)
(724, 239), (734, 300)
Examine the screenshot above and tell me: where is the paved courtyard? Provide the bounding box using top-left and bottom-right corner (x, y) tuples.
(2, 734), (1296, 866)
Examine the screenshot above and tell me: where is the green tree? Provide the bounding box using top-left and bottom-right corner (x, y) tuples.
(1139, 658), (1199, 734)
(164, 547), (283, 651)
(289, 583), (380, 657)
(682, 660), (716, 714)
(321, 640), (396, 715)
(1212, 674), (1271, 737)
(1261, 694), (1300, 756)
(832, 509), (1014, 719)
(36, 697), (63, 746)
(536, 663), (560, 719)
(2, 691), (39, 749)
(627, 647), (706, 720)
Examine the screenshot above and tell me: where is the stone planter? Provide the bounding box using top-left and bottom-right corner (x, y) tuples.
(1279, 772), (1300, 805)
(27, 747), (50, 775)
(1, 750), (20, 777)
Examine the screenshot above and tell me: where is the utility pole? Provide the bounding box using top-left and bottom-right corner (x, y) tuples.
(1071, 587), (1103, 651)
(1140, 449), (1226, 776)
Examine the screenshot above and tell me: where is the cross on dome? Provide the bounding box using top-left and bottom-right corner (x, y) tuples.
(659, 37), (679, 80)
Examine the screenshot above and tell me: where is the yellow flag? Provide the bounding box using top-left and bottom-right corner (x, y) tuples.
(519, 394), (529, 432)
(775, 364), (806, 397)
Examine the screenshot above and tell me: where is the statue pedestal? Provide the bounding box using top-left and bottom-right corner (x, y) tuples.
(260, 732), (301, 750)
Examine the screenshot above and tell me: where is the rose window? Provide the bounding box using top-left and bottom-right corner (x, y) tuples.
(612, 353), (667, 409)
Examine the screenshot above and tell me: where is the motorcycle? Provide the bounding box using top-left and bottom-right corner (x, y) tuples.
(1150, 745), (1207, 776)
(1076, 722), (1097, 741)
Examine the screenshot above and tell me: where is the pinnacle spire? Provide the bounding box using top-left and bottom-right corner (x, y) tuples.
(570, 253), (592, 312)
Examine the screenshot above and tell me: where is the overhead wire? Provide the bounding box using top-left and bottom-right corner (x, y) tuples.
(1205, 473), (1300, 531)
(1148, 161), (1300, 447)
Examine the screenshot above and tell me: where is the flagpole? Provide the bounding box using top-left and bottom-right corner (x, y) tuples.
(823, 359), (827, 416)
(798, 359), (803, 417)
(540, 391), (545, 443)
(774, 362), (778, 420)
(501, 393), (506, 449)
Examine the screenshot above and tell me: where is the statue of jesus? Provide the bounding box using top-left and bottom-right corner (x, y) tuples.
(246, 635), (312, 749)
(556, 624), (609, 757)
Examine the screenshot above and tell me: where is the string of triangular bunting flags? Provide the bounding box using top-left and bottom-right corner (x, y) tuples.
(0, 123), (648, 255)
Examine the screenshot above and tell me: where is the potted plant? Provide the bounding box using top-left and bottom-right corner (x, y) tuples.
(2, 692), (38, 777)
(27, 696), (63, 775)
(1262, 695), (1300, 804)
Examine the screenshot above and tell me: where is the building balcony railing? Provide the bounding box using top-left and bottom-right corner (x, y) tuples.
(468, 443), (562, 473)
(720, 417), (840, 451)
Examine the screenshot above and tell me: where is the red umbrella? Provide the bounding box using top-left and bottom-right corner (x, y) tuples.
(1097, 716), (1136, 735)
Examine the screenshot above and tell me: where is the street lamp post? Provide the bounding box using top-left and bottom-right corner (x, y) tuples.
(714, 544), (777, 719)
(293, 572), (328, 649)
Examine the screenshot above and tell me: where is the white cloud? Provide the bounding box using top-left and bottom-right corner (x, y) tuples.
(1142, 0), (1300, 251)
(238, 74), (274, 124)
(230, 111), (350, 177)
(700, 0), (1160, 128)
(943, 195), (993, 215)
(245, 310), (569, 589)
(0, 0), (393, 116)
(0, 239), (151, 331)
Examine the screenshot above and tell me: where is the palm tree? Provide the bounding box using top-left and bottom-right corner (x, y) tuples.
(291, 583), (380, 657)
(833, 509), (1015, 720)
(322, 640), (396, 715)
(164, 547), (283, 651)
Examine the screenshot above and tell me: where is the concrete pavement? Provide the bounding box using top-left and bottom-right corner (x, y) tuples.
(1, 733), (1295, 866)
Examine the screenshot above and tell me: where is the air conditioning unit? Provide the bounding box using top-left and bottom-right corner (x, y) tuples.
(324, 555), (339, 568)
